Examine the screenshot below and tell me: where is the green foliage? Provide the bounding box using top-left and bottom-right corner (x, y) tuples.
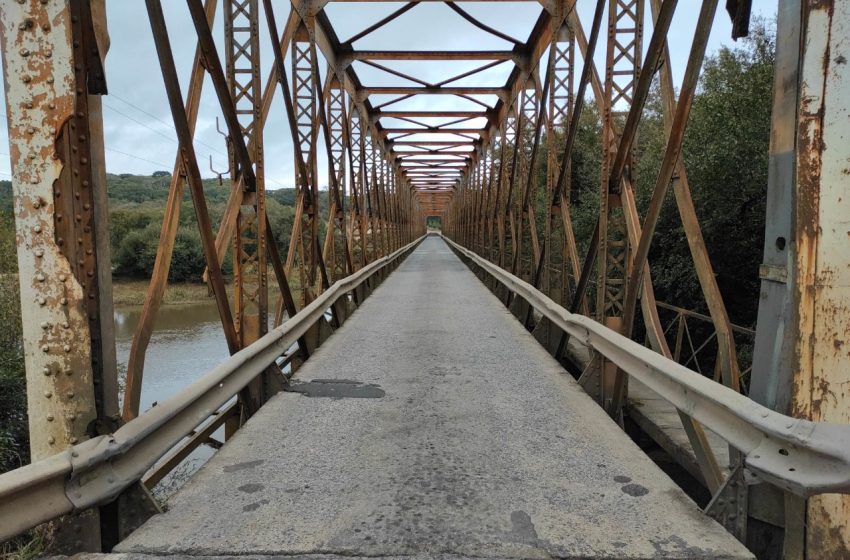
(106, 175), (324, 281)
(0, 275), (27, 475)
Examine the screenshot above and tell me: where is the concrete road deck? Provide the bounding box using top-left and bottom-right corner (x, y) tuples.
(115, 237), (752, 559)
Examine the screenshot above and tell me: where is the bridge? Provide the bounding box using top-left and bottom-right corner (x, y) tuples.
(0, 1), (848, 559)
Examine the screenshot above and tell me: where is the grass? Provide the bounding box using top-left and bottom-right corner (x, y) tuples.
(0, 525), (51, 560)
(111, 279), (231, 306)
(112, 276), (298, 307)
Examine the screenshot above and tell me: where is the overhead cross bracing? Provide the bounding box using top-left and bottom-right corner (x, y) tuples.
(314, 0), (562, 215)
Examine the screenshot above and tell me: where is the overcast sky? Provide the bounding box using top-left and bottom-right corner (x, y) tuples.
(0, 0), (776, 189)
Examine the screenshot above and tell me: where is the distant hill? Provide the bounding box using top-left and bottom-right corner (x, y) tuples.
(0, 174), (329, 281)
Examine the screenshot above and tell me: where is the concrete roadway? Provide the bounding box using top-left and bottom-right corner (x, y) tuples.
(115, 236), (752, 559)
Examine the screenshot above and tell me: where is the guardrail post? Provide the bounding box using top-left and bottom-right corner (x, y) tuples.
(751, 1), (850, 555)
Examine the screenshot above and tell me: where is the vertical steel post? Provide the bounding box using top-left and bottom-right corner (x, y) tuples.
(0, 0), (117, 549)
(751, 0), (850, 554)
(224, 0), (267, 415)
(595, 0), (642, 405)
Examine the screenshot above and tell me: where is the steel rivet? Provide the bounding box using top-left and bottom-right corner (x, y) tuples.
(60, 298), (67, 305)
(40, 322), (48, 330)
(20, 49), (29, 57)
(47, 415), (54, 421)
(63, 345), (71, 353)
(34, 225), (41, 233)
(44, 391), (51, 398)
(71, 451), (78, 458)
(62, 322), (70, 329)
(41, 345), (49, 353)
(69, 437), (77, 444)
(46, 77), (54, 84)
(37, 296), (46, 306)
(22, 76), (31, 83)
(35, 249), (43, 257)
(67, 413), (75, 421)
(67, 391), (74, 399)
(26, 102), (33, 109)
(59, 274), (66, 281)
(65, 368), (73, 376)
(42, 366), (50, 375)
(45, 49), (52, 58)
(26, 127), (35, 134)
(47, 436), (55, 445)
(36, 273), (45, 282)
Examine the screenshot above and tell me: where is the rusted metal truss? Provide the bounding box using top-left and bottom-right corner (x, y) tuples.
(2, 0), (848, 555)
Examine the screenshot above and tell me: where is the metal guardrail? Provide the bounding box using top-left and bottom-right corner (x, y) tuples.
(0, 236), (424, 542)
(443, 235), (850, 498)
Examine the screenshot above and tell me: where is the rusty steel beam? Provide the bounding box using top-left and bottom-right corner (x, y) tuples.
(349, 50), (516, 61)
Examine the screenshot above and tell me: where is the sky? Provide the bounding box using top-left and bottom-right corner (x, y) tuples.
(0, 0), (777, 189)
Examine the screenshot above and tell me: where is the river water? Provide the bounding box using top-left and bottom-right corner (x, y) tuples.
(113, 302), (229, 415)
(113, 302), (229, 492)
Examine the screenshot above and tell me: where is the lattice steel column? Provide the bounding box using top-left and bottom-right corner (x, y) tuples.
(488, 124), (504, 263)
(595, 0), (643, 404)
(286, 23), (319, 305)
(513, 87), (539, 282)
(347, 105), (367, 268)
(499, 108), (518, 269)
(323, 75), (349, 283)
(545, 22), (576, 307)
(224, 0), (267, 348)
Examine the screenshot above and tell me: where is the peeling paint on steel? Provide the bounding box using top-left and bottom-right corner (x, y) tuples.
(794, 0), (850, 555)
(0, 0), (97, 462)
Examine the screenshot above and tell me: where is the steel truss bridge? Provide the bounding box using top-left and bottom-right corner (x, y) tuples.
(0, 0), (848, 558)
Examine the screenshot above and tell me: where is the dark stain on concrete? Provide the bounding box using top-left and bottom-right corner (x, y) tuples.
(614, 475), (632, 483)
(510, 510), (539, 542)
(223, 459), (264, 473)
(622, 483), (649, 497)
(651, 535), (713, 557)
(242, 499), (269, 513)
(238, 483), (263, 494)
(286, 379), (385, 399)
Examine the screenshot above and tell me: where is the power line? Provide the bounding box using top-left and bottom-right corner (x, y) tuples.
(106, 147), (172, 169)
(108, 92), (229, 159)
(104, 101), (179, 145)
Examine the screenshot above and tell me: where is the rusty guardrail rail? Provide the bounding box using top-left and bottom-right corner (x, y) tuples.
(0, 236), (424, 542)
(443, 235), (850, 498)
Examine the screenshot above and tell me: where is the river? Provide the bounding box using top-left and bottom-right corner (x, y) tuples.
(113, 302), (230, 415)
(113, 302), (229, 493)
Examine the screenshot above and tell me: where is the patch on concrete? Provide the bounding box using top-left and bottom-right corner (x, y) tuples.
(286, 379), (385, 399)
(510, 510), (539, 541)
(222, 459), (264, 473)
(614, 475), (632, 483)
(242, 499), (269, 512)
(622, 483), (650, 497)
(238, 483), (263, 493)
